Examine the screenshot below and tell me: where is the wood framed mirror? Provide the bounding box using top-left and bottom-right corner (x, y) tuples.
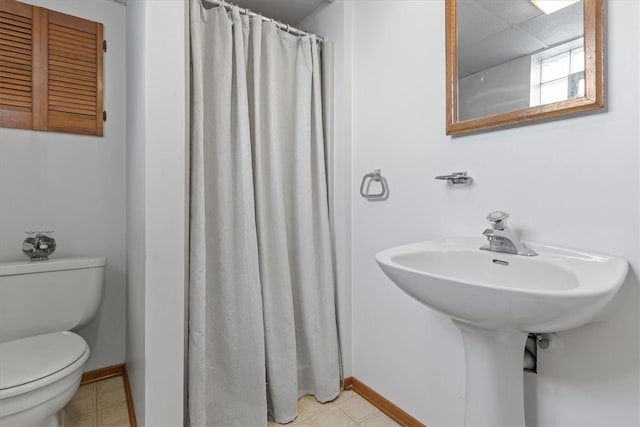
(446, 0), (603, 135)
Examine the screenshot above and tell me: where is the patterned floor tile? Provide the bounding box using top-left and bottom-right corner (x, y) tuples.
(290, 420), (316, 427)
(271, 392), (398, 427)
(310, 406), (357, 427)
(75, 383), (96, 398)
(64, 391), (97, 419)
(330, 389), (357, 405)
(64, 376), (130, 427)
(336, 395), (379, 422)
(361, 413), (400, 427)
(66, 412), (98, 427)
(97, 403), (129, 426)
(97, 377), (125, 393)
(298, 395), (332, 418)
(97, 388), (127, 410)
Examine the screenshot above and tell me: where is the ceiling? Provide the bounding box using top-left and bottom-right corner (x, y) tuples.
(231, 0), (328, 26)
(458, 0), (583, 76)
(196, 0), (581, 76)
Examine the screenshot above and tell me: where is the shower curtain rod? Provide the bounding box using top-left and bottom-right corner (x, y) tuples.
(203, 0), (327, 44)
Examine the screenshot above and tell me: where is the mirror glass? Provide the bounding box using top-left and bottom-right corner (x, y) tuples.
(446, 0), (603, 135)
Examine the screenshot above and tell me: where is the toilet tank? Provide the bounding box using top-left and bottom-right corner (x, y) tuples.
(0, 257), (106, 343)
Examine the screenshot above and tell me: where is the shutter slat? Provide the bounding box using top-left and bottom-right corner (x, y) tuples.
(49, 84), (98, 98)
(50, 89), (95, 102)
(49, 81), (95, 95)
(0, 101), (31, 109)
(50, 94), (96, 107)
(0, 10), (31, 25)
(49, 104), (95, 116)
(0, 89), (31, 100)
(49, 31), (95, 50)
(0, 70), (31, 82)
(0, 96), (32, 108)
(0, 87), (31, 98)
(0, 79), (30, 90)
(49, 23), (94, 39)
(50, 69), (96, 83)
(0, 17), (30, 31)
(0, 59), (31, 71)
(0, 21), (30, 34)
(49, 67), (97, 83)
(0, 81), (31, 92)
(0, 25), (31, 44)
(49, 68), (96, 81)
(48, 72), (96, 89)
(0, 96), (31, 110)
(50, 46), (95, 63)
(49, 58), (96, 73)
(0, 36), (31, 51)
(0, 47), (31, 62)
(48, 39), (95, 56)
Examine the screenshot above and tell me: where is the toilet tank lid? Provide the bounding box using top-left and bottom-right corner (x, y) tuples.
(0, 256), (107, 276)
(0, 331), (88, 390)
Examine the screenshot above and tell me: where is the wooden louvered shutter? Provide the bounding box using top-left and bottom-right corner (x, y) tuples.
(0, 0), (36, 130)
(43, 9), (103, 136)
(0, 0), (103, 136)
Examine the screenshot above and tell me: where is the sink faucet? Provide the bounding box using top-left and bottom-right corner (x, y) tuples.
(480, 211), (537, 256)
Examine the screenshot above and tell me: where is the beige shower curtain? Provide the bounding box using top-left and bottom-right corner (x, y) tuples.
(189, 2), (341, 425)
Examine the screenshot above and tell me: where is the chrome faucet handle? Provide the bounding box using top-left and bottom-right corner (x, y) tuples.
(486, 211), (509, 230)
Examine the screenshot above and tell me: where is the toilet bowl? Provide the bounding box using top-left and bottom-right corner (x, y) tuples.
(0, 332), (90, 426)
(0, 257), (106, 426)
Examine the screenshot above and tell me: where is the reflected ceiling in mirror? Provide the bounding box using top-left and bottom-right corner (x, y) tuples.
(445, 0), (603, 135)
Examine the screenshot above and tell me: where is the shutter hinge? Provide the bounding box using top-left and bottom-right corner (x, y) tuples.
(103, 111), (107, 122)
(103, 40), (107, 52)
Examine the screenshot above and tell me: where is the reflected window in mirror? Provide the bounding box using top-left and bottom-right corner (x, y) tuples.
(530, 41), (585, 106)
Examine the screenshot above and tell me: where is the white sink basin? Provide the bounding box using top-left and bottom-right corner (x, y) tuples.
(376, 237), (628, 426)
(376, 237), (628, 332)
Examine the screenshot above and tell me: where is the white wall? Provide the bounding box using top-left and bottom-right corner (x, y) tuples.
(125, 0), (189, 425)
(351, 1), (639, 426)
(298, 0), (354, 378)
(638, 6), (640, 423)
(0, 0), (126, 372)
(125, 0), (146, 423)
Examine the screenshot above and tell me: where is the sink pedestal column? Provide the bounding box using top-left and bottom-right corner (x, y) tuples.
(453, 321), (528, 427)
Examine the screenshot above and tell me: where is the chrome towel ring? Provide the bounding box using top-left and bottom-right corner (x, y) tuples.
(360, 169), (388, 201)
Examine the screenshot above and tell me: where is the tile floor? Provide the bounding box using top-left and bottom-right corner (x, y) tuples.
(62, 376), (131, 427)
(63, 379), (398, 427)
(270, 390), (400, 427)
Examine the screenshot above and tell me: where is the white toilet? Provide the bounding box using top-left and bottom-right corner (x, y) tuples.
(0, 257), (106, 426)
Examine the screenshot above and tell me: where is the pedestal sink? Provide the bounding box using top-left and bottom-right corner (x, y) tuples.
(375, 237), (628, 427)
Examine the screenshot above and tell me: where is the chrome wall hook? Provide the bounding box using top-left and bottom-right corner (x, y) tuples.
(435, 171), (473, 185)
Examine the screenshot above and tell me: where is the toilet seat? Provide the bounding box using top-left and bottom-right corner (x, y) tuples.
(0, 331), (89, 399)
